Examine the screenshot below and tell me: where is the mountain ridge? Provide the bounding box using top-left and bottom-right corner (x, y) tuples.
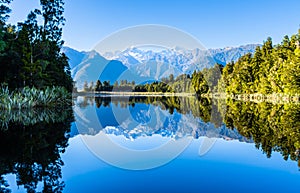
(63, 44), (260, 89)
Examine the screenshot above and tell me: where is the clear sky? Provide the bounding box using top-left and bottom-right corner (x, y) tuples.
(7, 0), (300, 51)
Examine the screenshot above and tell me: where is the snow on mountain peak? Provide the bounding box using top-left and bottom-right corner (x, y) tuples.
(100, 44), (259, 78)
(64, 44), (259, 87)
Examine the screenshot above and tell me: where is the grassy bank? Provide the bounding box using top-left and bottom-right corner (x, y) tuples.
(202, 93), (300, 104)
(0, 86), (71, 110)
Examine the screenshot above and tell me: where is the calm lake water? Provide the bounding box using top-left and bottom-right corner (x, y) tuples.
(1, 96), (300, 193)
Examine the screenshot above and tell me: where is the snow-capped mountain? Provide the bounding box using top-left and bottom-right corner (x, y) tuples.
(209, 44), (260, 65)
(102, 44), (259, 77)
(63, 44), (259, 89)
(103, 47), (213, 75)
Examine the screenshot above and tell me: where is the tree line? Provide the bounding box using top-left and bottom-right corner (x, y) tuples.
(188, 29), (300, 96)
(191, 30), (300, 96)
(82, 72), (209, 93)
(0, 0), (72, 91)
(79, 29), (300, 96)
(220, 30), (300, 95)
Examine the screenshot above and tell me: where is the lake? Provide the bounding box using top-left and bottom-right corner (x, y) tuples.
(1, 96), (300, 193)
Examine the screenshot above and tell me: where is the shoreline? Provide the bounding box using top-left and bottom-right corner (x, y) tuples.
(202, 93), (300, 104)
(73, 91), (196, 97)
(73, 91), (300, 104)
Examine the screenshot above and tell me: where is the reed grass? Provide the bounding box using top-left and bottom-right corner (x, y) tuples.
(0, 86), (71, 110)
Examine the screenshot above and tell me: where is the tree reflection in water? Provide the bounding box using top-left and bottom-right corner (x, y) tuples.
(4, 95), (299, 193)
(224, 100), (300, 168)
(0, 107), (73, 193)
(94, 96), (300, 168)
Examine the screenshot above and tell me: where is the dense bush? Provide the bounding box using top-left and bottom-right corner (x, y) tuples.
(0, 86), (71, 110)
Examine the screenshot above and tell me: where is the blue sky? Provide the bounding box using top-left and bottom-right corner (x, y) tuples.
(7, 0), (300, 51)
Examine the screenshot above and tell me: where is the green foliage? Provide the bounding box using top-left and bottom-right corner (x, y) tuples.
(0, 86), (71, 110)
(91, 75), (193, 93)
(222, 30), (300, 95)
(0, 0), (72, 92)
(91, 68), (217, 95)
(191, 64), (223, 95)
(191, 70), (208, 94)
(171, 74), (193, 93)
(0, 0), (12, 25)
(87, 29), (300, 97)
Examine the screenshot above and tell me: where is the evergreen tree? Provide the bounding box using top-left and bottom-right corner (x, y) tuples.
(83, 81), (89, 92)
(0, 0), (73, 91)
(220, 30), (300, 95)
(191, 71), (209, 95)
(95, 80), (102, 91)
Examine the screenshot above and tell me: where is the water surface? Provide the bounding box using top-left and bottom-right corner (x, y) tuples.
(1, 96), (300, 192)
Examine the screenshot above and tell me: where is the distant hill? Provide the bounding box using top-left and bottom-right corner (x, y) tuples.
(63, 44), (260, 89)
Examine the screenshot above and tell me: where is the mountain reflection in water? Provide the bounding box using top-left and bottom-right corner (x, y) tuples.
(75, 96), (300, 167)
(1, 95), (300, 192)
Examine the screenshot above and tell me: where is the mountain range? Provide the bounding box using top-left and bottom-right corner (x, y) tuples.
(62, 44), (260, 89)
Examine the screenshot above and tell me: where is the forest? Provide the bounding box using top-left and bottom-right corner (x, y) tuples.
(2, 0), (296, 98)
(82, 64), (222, 95)
(220, 32), (300, 95)
(85, 29), (300, 99)
(3, 0), (300, 100)
(0, 0), (73, 109)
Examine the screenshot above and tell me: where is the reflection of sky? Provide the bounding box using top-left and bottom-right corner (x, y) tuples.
(63, 98), (300, 193)
(5, 99), (300, 192)
(57, 135), (300, 193)
(6, 134), (299, 193)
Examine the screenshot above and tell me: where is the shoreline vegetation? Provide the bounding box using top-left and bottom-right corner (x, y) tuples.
(2, 0), (300, 108)
(74, 91), (300, 104)
(74, 91), (196, 97)
(0, 0), (73, 110)
(205, 93), (300, 104)
(0, 86), (71, 110)
(77, 28), (300, 105)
